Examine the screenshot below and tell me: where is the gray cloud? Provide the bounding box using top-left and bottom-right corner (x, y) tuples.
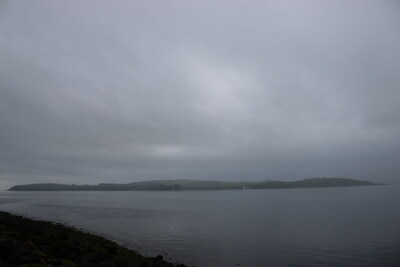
(0, 0), (399, 188)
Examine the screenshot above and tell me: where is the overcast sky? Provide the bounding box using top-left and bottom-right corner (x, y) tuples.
(0, 0), (399, 188)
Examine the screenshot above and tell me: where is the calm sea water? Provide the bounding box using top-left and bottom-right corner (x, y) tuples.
(0, 185), (399, 266)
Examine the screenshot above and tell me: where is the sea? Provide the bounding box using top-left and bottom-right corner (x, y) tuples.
(0, 185), (399, 267)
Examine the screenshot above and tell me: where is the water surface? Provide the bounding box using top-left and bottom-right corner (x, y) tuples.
(1, 185), (399, 266)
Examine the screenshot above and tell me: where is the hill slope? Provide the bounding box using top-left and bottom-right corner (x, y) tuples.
(8, 178), (378, 191)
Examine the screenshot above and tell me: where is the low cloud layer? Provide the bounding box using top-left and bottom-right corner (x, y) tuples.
(1, 0), (399, 188)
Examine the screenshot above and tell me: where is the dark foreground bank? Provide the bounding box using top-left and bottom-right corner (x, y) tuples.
(0, 211), (187, 267)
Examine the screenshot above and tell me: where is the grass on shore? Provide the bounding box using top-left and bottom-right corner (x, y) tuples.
(0, 211), (187, 267)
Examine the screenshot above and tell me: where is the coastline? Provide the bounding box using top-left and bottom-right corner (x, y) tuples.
(0, 211), (187, 267)
(8, 178), (378, 192)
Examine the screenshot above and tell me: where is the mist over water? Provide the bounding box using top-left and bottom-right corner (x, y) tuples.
(1, 185), (399, 267)
(1, 1), (399, 266)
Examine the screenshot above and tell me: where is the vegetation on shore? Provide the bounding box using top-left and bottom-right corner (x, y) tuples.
(0, 211), (186, 267)
(9, 178), (378, 191)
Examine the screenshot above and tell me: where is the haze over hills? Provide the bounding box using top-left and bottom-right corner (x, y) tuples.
(8, 178), (378, 191)
(1, 1), (400, 189)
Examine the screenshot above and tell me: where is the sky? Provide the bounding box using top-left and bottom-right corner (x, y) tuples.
(0, 0), (399, 189)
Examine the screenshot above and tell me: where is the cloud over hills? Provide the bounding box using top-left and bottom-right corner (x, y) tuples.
(0, 0), (399, 188)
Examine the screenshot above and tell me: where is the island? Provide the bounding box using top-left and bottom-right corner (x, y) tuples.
(8, 178), (379, 191)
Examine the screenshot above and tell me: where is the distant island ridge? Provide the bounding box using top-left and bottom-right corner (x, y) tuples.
(8, 178), (379, 191)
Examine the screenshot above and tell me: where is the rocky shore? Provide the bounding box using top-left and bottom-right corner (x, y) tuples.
(0, 211), (187, 267)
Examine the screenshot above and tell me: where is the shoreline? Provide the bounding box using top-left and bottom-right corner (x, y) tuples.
(0, 211), (187, 267)
(8, 178), (378, 192)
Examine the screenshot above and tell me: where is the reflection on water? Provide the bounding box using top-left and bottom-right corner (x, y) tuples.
(33, 204), (187, 219)
(1, 186), (400, 267)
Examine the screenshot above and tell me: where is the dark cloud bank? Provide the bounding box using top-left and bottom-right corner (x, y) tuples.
(0, 0), (399, 189)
